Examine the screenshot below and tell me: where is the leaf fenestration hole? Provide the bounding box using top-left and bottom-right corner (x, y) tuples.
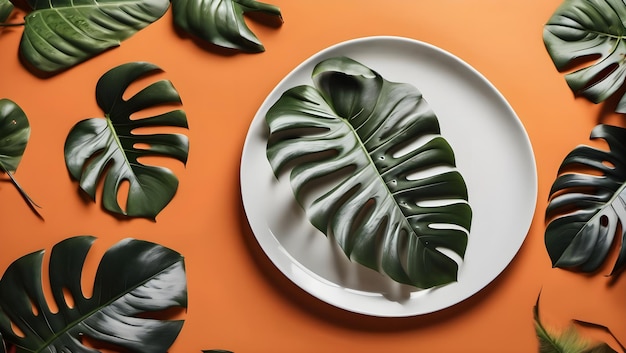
(117, 179), (129, 212)
(600, 214), (609, 227)
(29, 297), (38, 316)
(63, 287), (75, 309)
(9, 320), (25, 338)
(602, 160), (615, 169)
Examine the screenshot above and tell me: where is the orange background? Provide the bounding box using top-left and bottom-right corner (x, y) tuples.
(1, 0), (626, 352)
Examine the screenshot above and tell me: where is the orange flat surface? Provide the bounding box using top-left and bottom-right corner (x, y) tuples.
(1, 1), (626, 352)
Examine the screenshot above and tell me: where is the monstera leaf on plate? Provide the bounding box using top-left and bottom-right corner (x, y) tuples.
(546, 124), (626, 274)
(265, 56), (472, 289)
(18, 0), (169, 73)
(172, 0), (282, 52)
(64, 62), (189, 220)
(0, 236), (187, 353)
(543, 0), (626, 112)
(0, 98), (40, 213)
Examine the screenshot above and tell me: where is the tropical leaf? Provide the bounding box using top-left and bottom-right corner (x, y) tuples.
(0, 98), (40, 214)
(543, 0), (626, 113)
(0, 236), (187, 353)
(545, 124), (626, 274)
(64, 62), (189, 220)
(0, 0), (13, 23)
(172, 0), (282, 52)
(534, 296), (618, 353)
(265, 56), (472, 289)
(19, 0), (170, 73)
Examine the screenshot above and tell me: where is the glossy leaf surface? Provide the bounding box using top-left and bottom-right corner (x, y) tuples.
(543, 0), (626, 112)
(546, 124), (626, 274)
(0, 99), (29, 173)
(0, 99), (39, 213)
(64, 62), (189, 220)
(0, 0), (13, 23)
(266, 56), (472, 289)
(172, 0), (282, 52)
(20, 0), (169, 73)
(0, 236), (187, 353)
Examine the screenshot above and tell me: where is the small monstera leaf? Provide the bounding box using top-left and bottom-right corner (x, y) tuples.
(0, 99), (29, 174)
(172, 0), (282, 52)
(0, 98), (39, 213)
(546, 124), (626, 274)
(543, 0), (626, 112)
(265, 56), (472, 289)
(0, 236), (187, 353)
(19, 0), (170, 73)
(64, 62), (189, 220)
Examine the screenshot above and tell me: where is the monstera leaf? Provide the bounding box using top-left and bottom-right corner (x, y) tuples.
(172, 0), (282, 52)
(18, 0), (169, 73)
(0, 236), (187, 353)
(265, 56), (472, 289)
(0, 98), (40, 213)
(543, 0), (626, 112)
(64, 62), (189, 220)
(545, 124), (626, 274)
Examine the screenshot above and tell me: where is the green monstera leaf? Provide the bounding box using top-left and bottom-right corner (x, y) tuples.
(172, 0), (282, 52)
(64, 62), (189, 220)
(0, 98), (40, 214)
(543, 0), (626, 112)
(265, 56), (472, 289)
(545, 124), (626, 274)
(19, 0), (169, 73)
(0, 236), (187, 353)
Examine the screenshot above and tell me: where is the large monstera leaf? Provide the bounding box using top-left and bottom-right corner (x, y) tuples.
(265, 56), (472, 289)
(19, 0), (169, 73)
(64, 62), (189, 220)
(0, 236), (187, 353)
(0, 0), (13, 23)
(543, 0), (626, 112)
(172, 0), (282, 52)
(545, 124), (626, 274)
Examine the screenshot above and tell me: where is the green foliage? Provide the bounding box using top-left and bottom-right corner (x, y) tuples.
(0, 98), (40, 214)
(19, 0), (170, 74)
(0, 236), (187, 353)
(172, 0), (283, 52)
(265, 56), (472, 289)
(543, 0), (626, 113)
(64, 62), (189, 220)
(0, 0), (13, 23)
(534, 297), (618, 353)
(545, 124), (626, 274)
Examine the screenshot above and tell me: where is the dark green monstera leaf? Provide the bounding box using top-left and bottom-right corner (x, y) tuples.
(543, 0), (626, 112)
(19, 0), (169, 73)
(0, 98), (39, 213)
(172, 0), (282, 52)
(545, 124), (626, 274)
(0, 236), (187, 353)
(265, 56), (472, 289)
(64, 62), (189, 220)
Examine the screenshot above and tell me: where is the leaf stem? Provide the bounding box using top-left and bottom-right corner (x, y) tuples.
(0, 22), (24, 26)
(1, 167), (43, 219)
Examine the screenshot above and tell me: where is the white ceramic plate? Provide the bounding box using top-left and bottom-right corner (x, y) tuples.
(240, 36), (537, 317)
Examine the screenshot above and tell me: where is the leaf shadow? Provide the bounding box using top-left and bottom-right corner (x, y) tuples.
(234, 162), (520, 332)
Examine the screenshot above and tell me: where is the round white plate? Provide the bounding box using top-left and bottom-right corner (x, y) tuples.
(240, 36), (537, 317)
